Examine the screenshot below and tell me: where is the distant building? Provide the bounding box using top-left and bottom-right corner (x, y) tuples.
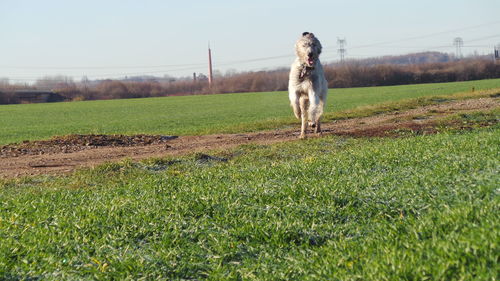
(15, 90), (66, 103)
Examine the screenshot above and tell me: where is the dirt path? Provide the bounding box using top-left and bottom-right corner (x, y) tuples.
(1, 97), (498, 178)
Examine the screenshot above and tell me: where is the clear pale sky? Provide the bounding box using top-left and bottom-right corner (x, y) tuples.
(1, 0), (499, 83)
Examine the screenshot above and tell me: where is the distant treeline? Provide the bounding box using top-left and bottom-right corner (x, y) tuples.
(1, 56), (499, 104)
(326, 57), (500, 88)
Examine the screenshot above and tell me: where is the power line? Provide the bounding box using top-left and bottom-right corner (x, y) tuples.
(5, 65), (209, 81)
(327, 20), (500, 51)
(3, 32), (499, 73)
(466, 33), (500, 43)
(0, 62), (207, 70)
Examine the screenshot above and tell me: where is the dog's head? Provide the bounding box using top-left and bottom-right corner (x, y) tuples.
(295, 32), (322, 67)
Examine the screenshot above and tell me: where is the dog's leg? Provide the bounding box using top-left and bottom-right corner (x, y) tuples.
(299, 95), (309, 138)
(308, 89), (324, 135)
(314, 121), (321, 134)
(308, 91), (320, 128)
(289, 86), (301, 120)
(290, 97), (301, 120)
(315, 96), (324, 135)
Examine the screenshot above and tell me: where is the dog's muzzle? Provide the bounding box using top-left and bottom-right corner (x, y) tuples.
(307, 54), (315, 66)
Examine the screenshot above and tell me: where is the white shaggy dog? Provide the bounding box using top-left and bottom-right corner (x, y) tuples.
(288, 32), (328, 138)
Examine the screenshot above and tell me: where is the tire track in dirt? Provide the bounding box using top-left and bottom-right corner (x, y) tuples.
(1, 97), (498, 178)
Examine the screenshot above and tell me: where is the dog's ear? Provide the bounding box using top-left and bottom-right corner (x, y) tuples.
(302, 32), (310, 36)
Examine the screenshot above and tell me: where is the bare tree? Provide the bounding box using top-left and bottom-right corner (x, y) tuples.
(35, 75), (75, 90)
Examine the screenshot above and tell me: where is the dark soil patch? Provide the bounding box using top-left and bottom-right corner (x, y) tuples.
(336, 119), (497, 138)
(334, 122), (440, 138)
(0, 134), (178, 157)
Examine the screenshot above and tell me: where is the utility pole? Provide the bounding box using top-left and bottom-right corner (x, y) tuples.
(494, 45), (500, 64)
(453, 37), (463, 59)
(337, 37), (347, 63)
(208, 42), (213, 86)
(81, 75), (89, 96)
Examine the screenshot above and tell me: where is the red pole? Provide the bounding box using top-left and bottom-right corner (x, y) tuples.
(208, 45), (213, 86)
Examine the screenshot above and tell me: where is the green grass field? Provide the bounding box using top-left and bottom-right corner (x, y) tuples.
(1, 79), (500, 145)
(1, 126), (498, 279)
(1, 80), (499, 279)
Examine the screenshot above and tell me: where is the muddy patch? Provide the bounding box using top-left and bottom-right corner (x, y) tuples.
(1, 134), (178, 157)
(333, 122), (440, 138)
